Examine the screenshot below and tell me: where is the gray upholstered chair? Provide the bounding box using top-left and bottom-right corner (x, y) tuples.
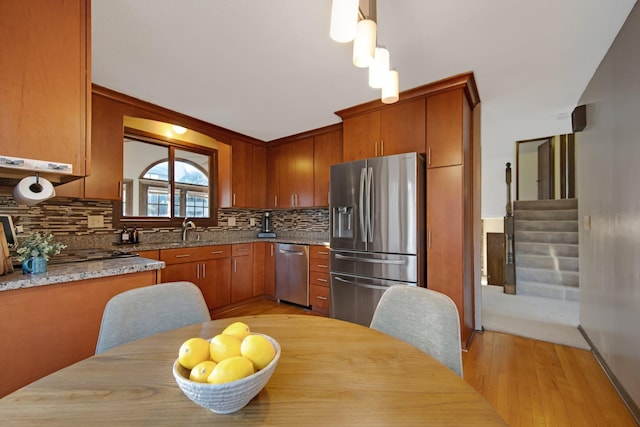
(370, 285), (463, 377)
(95, 281), (211, 354)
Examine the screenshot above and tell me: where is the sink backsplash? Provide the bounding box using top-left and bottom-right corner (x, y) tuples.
(0, 196), (329, 250)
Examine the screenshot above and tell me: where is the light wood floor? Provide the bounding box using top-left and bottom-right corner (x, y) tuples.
(216, 299), (637, 427)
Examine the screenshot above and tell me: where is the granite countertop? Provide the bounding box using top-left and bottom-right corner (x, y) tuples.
(0, 236), (329, 293)
(0, 257), (165, 292)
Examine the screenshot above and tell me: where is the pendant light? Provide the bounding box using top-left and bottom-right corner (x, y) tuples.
(368, 47), (389, 88)
(381, 70), (399, 104)
(330, 0), (359, 43)
(352, 19), (376, 68)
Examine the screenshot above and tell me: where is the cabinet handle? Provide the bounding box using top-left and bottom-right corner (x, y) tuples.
(315, 295), (328, 301)
(118, 181), (122, 199)
(210, 250), (224, 254)
(317, 264), (329, 268)
(196, 263), (200, 279)
(234, 258), (237, 272)
(175, 254), (191, 258)
(270, 244), (274, 256)
(274, 196), (278, 207)
(381, 139), (384, 156)
(428, 230), (432, 249)
(427, 147), (431, 166)
(233, 193), (236, 206)
(317, 251), (329, 255)
(202, 263), (206, 278)
(375, 140), (378, 157)
(316, 278), (328, 283)
(236, 248), (249, 252)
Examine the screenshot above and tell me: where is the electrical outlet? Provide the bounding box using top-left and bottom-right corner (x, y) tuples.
(228, 217), (236, 226)
(583, 215), (591, 231)
(250, 218), (256, 226)
(87, 215), (104, 228)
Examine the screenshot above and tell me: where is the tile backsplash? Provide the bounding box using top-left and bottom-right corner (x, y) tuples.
(0, 196), (329, 250)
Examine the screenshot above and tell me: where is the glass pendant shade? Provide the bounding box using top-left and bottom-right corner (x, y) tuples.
(368, 47), (389, 88)
(330, 0), (359, 43)
(381, 70), (399, 104)
(352, 19), (377, 68)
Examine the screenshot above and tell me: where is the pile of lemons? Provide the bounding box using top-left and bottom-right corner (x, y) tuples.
(177, 322), (276, 384)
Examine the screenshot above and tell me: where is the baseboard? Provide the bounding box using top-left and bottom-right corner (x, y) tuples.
(578, 325), (640, 425)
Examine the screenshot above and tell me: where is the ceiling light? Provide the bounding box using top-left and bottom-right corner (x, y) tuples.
(368, 47), (389, 88)
(330, 0), (359, 43)
(172, 125), (187, 135)
(352, 19), (376, 68)
(381, 70), (399, 104)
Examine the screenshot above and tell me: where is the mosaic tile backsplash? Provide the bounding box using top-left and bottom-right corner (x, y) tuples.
(0, 196), (329, 250)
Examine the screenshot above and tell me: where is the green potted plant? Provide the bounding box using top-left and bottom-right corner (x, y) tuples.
(16, 232), (66, 274)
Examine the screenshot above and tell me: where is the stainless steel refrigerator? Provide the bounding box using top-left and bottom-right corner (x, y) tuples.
(329, 152), (425, 326)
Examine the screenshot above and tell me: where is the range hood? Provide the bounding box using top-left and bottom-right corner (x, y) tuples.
(0, 156), (81, 187)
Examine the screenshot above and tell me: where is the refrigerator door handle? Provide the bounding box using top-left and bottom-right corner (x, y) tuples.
(367, 166), (374, 242)
(334, 253), (407, 265)
(334, 276), (391, 291)
(359, 167), (367, 243)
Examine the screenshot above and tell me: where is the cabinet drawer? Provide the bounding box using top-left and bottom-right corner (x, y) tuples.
(232, 243), (252, 257)
(160, 245), (231, 264)
(310, 284), (330, 310)
(310, 271), (330, 288)
(310, 245), (330, 259)
(309, 258), (330, 273)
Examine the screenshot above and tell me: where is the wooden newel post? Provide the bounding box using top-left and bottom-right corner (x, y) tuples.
(504, 162), (516, 294)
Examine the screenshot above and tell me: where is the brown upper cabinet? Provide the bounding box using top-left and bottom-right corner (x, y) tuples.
(426, 89), (467, 168)
(313, 129), (343, 207)
(267, 138), (314, 208)
(231, 139), (267, 208)
(338, 99), (425, 161)
(1, 0), (90, 180)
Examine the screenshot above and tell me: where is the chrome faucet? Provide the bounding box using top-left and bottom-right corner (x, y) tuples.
(181, 217), (196, 241)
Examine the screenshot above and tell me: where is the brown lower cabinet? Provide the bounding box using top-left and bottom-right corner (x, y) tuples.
(309, 245), (331, 316)
(160, 245), (232, 310)
(0, 270), (157, 399)
(231, 243), (253, 303)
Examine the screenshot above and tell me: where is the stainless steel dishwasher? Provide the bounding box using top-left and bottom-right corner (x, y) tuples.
(275, 243), (309, 307)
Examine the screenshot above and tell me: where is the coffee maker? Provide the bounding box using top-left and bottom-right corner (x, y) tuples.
(257, 211), (276, 238)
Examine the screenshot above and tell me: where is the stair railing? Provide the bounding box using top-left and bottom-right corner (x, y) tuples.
(504, 162), (516, 294)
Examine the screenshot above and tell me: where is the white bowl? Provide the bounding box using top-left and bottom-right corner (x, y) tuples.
(172, 334), (281, 414)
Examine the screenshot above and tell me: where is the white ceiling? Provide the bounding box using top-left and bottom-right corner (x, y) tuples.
(92, 0), (636, 213)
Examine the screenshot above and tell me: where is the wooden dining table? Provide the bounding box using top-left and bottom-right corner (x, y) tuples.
(0, 314), (506, 425)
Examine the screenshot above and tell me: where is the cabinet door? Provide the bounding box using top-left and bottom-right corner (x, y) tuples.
(292, 137), (315, 207)
(231, 139), (253, 207)
(380, 99), (426, 156)
(231, 244), (253, 303)
(1, 0), (89, 177)
(252, 242), (266, 296)
(267, 145), (280, 208)
(264, 242), (276, 297)
(426, 89), (464, 168)
(427, 165), (468, 344)
(162, 262), (199, 286)
(314, 130), (343, 207)
(342, 111), (380, 161)
(252, 145), (267, 207)
(201, 258), (231, 309)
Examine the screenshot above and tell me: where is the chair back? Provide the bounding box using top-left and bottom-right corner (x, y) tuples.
(96, 281), (211, 354)
(370, 285), (463, 377)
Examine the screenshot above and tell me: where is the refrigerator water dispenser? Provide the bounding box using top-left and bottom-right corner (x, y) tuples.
(332, 206), (353, 239)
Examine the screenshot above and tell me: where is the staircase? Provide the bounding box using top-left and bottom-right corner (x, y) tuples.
(513, 199), (579, 301)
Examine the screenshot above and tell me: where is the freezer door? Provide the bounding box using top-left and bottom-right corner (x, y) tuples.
(329, 159), (367, 251)
(330, 250), (418, 283)
(330, 273), (416, 326)
(367, 153), (423, 255)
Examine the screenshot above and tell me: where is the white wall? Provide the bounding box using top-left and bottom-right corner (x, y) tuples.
(577, 2), (640, 407)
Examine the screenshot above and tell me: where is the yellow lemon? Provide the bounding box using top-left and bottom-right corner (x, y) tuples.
(189, 360), (217, 383)
(178, 337), (210, 369)
(207, 356), (254, 384)
(241, 334), (276, 370)
(222, 321), (251, 340)
(209, 334), (242, 363)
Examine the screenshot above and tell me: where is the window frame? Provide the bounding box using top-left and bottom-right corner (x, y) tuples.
(113, 128), (218, 228)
